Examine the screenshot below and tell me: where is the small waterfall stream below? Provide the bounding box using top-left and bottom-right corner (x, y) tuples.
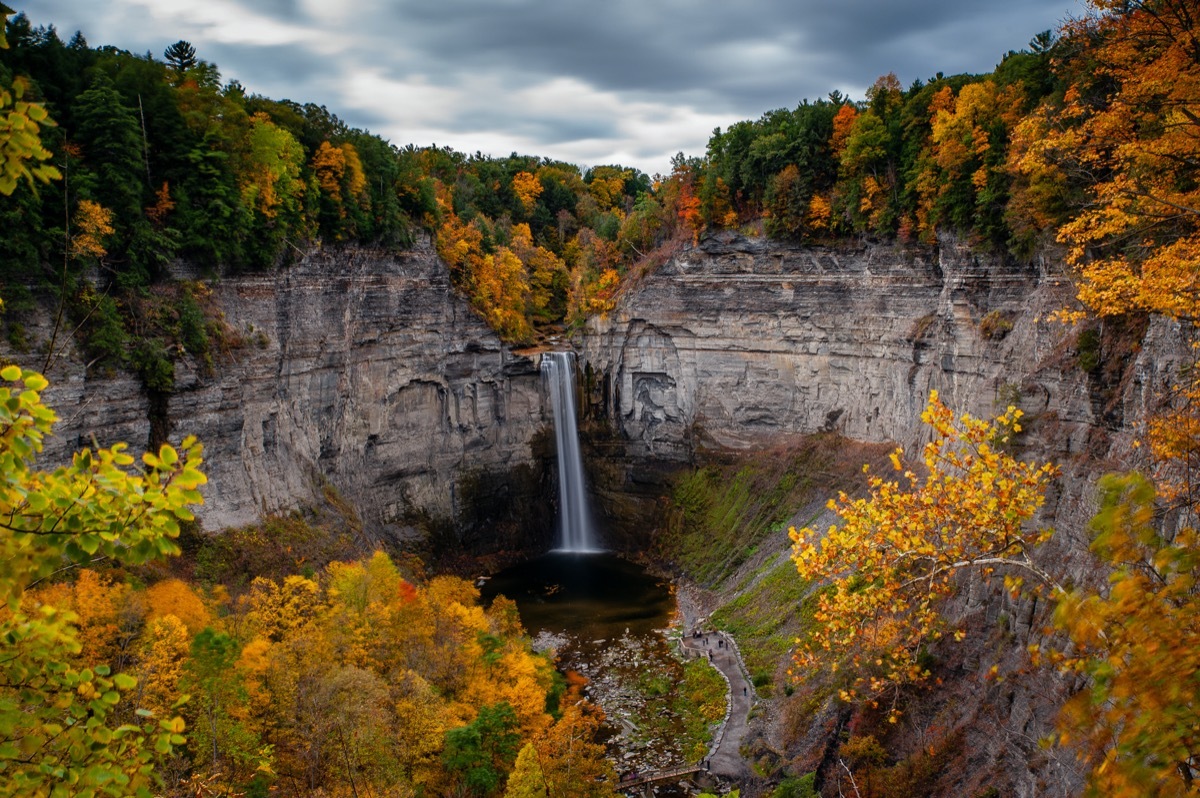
(481, 553), (695, 789)
(479, 352), (705, 794)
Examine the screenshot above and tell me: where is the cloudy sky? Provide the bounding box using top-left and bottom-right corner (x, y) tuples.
(24, 0), (1083, 175)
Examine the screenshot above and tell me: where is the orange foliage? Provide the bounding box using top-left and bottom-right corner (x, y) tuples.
(311, 140), (346, 202)
(831, 104), (858, 158)
(145, 181), (175, 227)
(145, 578), (212, 636)
(69, 199), (114, 261)
(1023, 0), (1200, 320)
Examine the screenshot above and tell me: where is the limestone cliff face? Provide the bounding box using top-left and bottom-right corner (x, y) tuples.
(580, 233), (1191, 797)
(582, 232), (1100, 462)
(20, 240), (550, 544)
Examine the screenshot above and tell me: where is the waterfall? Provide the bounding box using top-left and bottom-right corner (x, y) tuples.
(542, 351), (598, 552)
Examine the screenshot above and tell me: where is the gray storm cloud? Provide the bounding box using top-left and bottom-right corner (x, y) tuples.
(23, 0), (1082, 173)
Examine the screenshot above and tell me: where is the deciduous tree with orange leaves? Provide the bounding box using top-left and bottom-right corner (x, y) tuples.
(1022, 0), (1200, 320)
(1015, 5), (1200, 791)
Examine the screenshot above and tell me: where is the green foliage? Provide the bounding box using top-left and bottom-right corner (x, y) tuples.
(711, 555), (816, 693)
(1077, 326), (1101, 373)
(443, 702), (522, 796)
(192, 507), (362, 589)
(0, 366), (205, 796)
(978, 309), (1014, 340)
(665, 444), (836, 585)
(677, 658), (727, 763)
(1053, 472), (1200, 795)
(771, 773), (817, 798)
(182, 629), (264, 775)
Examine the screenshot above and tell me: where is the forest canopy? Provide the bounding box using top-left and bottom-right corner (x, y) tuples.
(0, 7), (1081, 363)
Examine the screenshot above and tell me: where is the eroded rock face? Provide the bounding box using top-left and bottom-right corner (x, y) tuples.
(19, 240), (550, 545)
(582, 232), (1097, 461)
(580, 233), (1193, 797)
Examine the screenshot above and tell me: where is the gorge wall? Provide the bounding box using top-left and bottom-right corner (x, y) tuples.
(13, 232), (1182, 555)
(579, 231), (1181, 542)
(584, 232), (1091, 462)
(579, 232), (1191, 796)
(16, 239), (552, 549)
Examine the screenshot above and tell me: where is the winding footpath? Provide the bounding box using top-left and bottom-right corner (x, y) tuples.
(679, 630), (755, 780)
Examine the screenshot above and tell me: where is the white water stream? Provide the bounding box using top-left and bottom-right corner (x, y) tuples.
(541, 351), (599, 552)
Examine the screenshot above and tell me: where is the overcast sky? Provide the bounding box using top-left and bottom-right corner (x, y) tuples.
(23, 1), (1083, 175)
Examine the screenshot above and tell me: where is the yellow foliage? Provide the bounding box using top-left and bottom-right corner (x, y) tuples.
(790, 391), (1058, 715)
(532, 701), (618, 797)
(587, 166), (630, 210)
(511, 171), (543, 213)
(464, 646), (554, 737)
(145, 578), (212, 636)
(311, 140), (346, 201)
(807, 193), (832, 233)
(69, 199), (114, 261)
(240, 574), (324, 642)
(1053, 473), (1200, 796)
(0, 74), (60, 195)
(136, 614), (191, 716)
(240, 112), (305, 221)
(340, 141), (367, 200)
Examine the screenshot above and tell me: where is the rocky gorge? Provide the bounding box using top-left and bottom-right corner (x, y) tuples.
(22, 238), (552, 551)
(7, 232), (1186, 795)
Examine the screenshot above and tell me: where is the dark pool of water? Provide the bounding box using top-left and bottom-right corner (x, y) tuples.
(480, 551), (675, 640)
(481, 551), (701, 791)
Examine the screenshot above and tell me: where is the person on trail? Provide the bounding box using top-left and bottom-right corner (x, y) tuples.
(708, 650), (713, 661)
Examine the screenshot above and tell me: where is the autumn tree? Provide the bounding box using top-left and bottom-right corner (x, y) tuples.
(68, 197), (115, 261)
(533, 701), (618, 797)
(0, 366), (205, 796)
(790, 391), (1058, 715)
(1052, 473), (1200, 795)
(503, 743), (548, 798)
(511, 170), (543, 215)
(1026, 0), (1200, 321)
(919, 80), (1024, 247)
(239, 112), (308, 263)
(764, 164), (811, 239)
(1013, 7), (1200, 788)
(511, 222), (567, 322)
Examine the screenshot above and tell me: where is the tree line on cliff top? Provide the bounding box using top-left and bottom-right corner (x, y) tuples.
(0, 0), (1145, 359)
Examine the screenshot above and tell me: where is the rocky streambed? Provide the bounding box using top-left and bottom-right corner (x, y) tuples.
(482, 553), (727, 793)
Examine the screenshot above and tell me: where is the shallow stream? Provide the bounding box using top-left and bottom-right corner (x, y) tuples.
(481, 552), (708, 793)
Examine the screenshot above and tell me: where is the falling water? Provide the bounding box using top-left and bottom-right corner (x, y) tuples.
(542, 351), (598, 552)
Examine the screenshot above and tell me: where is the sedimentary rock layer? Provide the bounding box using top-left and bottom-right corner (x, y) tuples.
(22, 240), (546, 540)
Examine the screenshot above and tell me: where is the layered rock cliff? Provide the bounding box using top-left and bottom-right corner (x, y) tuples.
(578, 231), (1190, 543)
(17, 240), (552, 547)
(583, 232), (1096, 461)
(579, 232), (1184, 797)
